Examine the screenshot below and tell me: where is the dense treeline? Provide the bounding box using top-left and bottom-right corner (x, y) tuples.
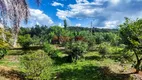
(19, 25), (118, 36)
(18, 25), (119, 45)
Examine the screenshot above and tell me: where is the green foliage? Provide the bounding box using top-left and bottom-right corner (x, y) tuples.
(85, 35), (96, 51)
(43, 42), (54, 53)
(43, 42), (62, 58)
(0, 48), (7, 59)
(104, 32), (120, 46)
(49, 26), (65, 36)
(94, 32), (105, 44)
(93, 32), (120, 45)
(0, 40), (10, 49)
(32, 35), (41, 45)
(18, 34), (32, 48)
(120, 18), (142, 49)
(0, 28), (11, 59)
(119, 18), (142, 71)
(47, 32), (55, 43)
(20, 50), (52, 80)
(43, 42), (55, 56)
(66, 41), (88, 62)
(98, 42), (111, 58)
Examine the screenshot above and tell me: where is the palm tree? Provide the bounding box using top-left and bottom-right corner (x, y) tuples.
(0, 0), (40, 47)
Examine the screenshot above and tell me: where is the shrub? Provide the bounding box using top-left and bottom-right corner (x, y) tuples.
(18, 34), (32, 49)
(0, 48), (7, 59)
(85, 35), (96, 51)
(98, 42), (111, 58)
(43, 42), (61, 58)
(0, 40), (10, 59)
(94, 33), (105, 44)
(66, 41), (88, 62)
(43, 42), (55, 54)
(20, 50), (52, 80)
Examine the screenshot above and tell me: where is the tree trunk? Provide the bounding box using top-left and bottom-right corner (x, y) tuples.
(134, 50), (141, 73)
(13, 32), (18, 47)
(135, 59), (141, 73)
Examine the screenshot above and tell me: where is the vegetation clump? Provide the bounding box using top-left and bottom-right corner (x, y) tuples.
(119, 18), (142, 72)
(20, 50), (52, 80)
(98, 42), (111, 58)
(66, 41), (88, 62)
(18, 34), (32, 49)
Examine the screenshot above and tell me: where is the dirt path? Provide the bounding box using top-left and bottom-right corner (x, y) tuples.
(0, 66), (25, 80)
(111, 64), (142, 80)
(0, 55), (25, 80)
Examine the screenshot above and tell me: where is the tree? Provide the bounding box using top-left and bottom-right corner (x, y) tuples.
(64, 19), (67, 29)
(18, 34), (32, 49)
(119, 18), (142, 72)
(49, 26), (65, 44)
(0, 0), (40, 47)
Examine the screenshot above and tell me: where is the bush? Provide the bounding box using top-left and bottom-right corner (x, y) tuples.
(85, 35), (96, 51)
(43, 42), (55, 54)
(20, 50), (52, 80)
(18, 34), (32, 49)
(0, 48), (7, 59)
(43, 42), (61, 58)
(66, 41), (88, 62)
(94, 33), (105, 44)
(0, 40), (10, 59)
(98, 42), (111, 58)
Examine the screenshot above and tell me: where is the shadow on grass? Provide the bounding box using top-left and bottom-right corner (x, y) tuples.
(85, 56), (102, 61)
(9, 46), (43, 55)
(8, 50), (25, 55)
(0, 69), (25, 80)
(53, 56), (72, 65)
(53, 65), (131, 80)
(108, 55), (133, 62)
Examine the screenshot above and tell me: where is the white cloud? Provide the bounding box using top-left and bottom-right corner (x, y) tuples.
(76, 0), (89, 3)
(58, 23), (64, 27)
(51, 2), (64, 7)
(109, 0), (120, 5)
(103, 20), (119, 29)
(56, 0), (142, 28)
(56, 9), (69, 20)
(56, 2), (103, 19)
(76, 23), (81, 27)
(23, 9), (53, 27)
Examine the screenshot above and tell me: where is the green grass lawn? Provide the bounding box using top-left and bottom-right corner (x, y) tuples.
(0, 50), (24, 69)
(51, 52), (132, 80)
(0, 55), (20, 69)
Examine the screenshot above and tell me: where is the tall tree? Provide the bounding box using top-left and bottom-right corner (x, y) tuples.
(64, 19), (67, 29)
(0, 0), (40, 47)
(119, 18), (142, 73)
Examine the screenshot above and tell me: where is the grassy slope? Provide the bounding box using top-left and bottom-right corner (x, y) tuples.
(0, 50), (134, 80)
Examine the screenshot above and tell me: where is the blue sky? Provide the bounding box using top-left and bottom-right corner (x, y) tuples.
(24, 0), (142, 28)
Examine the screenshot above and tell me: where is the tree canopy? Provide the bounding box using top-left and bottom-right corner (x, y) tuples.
(119, 18), (142, 72)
